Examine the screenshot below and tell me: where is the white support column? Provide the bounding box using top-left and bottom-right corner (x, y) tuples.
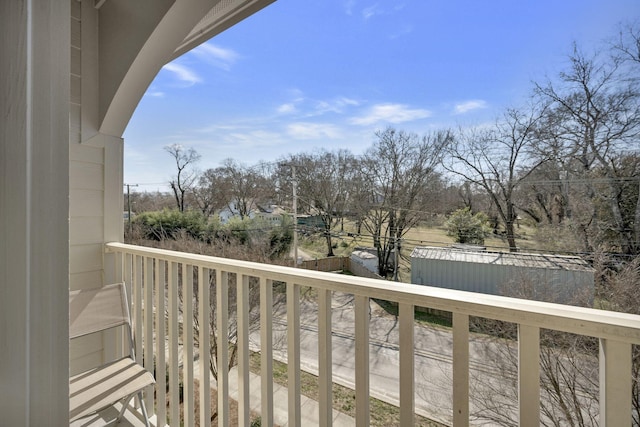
(399, 303), (415, 427)
(260, 278), (275, 427)
(599, 338), (632, 426)
(452, 313), (469, 427)
(354, 295), (370, 427)
(318, 289), (333, 427)
(217, 270), (230, 427)
(0, 1), (70, 424)
(518, 324), (540, 426)
(287, 283), (302, 427)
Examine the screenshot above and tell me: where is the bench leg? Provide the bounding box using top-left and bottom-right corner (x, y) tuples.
(137, 391), (151, 427)
(116, 394), (133, 424)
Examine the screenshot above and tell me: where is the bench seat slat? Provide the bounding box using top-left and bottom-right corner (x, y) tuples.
(69, 356), (155, 421)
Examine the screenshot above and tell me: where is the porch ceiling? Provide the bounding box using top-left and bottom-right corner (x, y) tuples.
(172, 0), (276, 60)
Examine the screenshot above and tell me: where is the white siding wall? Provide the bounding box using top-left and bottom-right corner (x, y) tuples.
(68, 0), (124, 375)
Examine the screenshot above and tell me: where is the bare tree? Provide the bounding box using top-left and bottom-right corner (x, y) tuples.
(193, 167), (228, 217)
(356, 127), (449, 277)
(535, 42), (640, 254)
(218, 159), (271, 219)
(612, 21), (640, 66)
(164, 144), (201, 212)
(445, 107), (548, 251)
(288, 150), (355, 257)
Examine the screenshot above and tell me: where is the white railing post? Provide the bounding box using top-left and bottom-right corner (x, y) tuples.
(399, 302), (415, 427)
(155, 260), (166, 426)
(355, 295), (370, 427)
(518, 324), (540, 426)
(217, 270), (230, 427)
(133, 256), (143, 378)
(198, 267), (211, 427)
(167, 261), (180, 426)
(144, 257), (154, 415)
(599, 338), (632, 426)
(318, 288), (333, 427)
(452, 312), (469, 427)
(287, 283), (301, 427)
(260, 278), (275, 427)
(183, 264), (195, 427)
(238, 274), (251, 427)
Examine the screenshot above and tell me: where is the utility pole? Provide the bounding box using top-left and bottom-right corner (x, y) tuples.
(124, 183), (138, 236)
(291, 165), (298, 267)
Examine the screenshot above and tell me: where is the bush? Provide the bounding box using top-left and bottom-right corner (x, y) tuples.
(445, 207), (491, 245)
(133, 209), (209, 241)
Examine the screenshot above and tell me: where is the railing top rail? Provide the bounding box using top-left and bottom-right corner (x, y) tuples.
(106, 242), (640, 344)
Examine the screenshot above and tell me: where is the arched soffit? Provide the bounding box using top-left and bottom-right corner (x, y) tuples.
(99, 0), (275, 138)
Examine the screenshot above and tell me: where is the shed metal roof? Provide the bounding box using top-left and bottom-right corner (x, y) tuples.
(410, 246), (593, 272)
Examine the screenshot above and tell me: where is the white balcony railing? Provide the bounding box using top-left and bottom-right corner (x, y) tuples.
(105, 242), (640, 427)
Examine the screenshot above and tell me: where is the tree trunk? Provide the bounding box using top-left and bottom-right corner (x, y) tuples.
(325, 229), (334, 257)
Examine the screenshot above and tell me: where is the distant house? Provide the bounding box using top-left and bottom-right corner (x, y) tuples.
(217, 203), (255, 224)
(218, 202), (290, 226)
(410, 246), (594, 304)
(254, 204), (290, 226)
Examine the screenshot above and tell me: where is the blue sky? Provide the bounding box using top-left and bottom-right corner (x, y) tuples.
(123, 0), (639, 190)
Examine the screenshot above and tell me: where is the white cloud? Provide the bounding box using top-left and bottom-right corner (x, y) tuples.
(144, 91), (165, 98)
(277, 103), (297, 114)
(226, 130), (284, 147)
(454, 100), (488, 114)
(350, 103), (431, 125)
(314, 97), (360, 114)
(191, 42), (240, 71)
(287, 122), (341, 140)
(362, 4), (380, 20)
(162, 63), (202, 85)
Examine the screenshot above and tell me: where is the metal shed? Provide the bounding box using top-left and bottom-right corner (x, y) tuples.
(410, 246), (594, 303)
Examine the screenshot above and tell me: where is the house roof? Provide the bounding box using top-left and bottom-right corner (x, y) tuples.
(410, 246), (593, 272)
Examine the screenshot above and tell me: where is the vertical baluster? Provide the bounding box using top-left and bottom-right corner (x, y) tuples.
(198, 266), (211, 426)
(354, 295), (369, 427)
(217, 270), (230, 427)
(183, 264), (195, 427)
(133, 256), (143, 376)
(452, 313), (469, 427)
(238, 274), (251, 427)
(167, 261), (180, 426)
(399, 303), (414, 427)
(287, 283), (301, 427)
(599, 338), (632, 426)
(144, 257), (154, 415)
(260, 278), (274, 427)
(318, 289), (333, 427)
(518, 324), (539, 426)
(155, 260), (166, 426)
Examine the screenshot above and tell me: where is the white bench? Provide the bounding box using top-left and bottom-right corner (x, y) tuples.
(69, 283), (155, 426)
